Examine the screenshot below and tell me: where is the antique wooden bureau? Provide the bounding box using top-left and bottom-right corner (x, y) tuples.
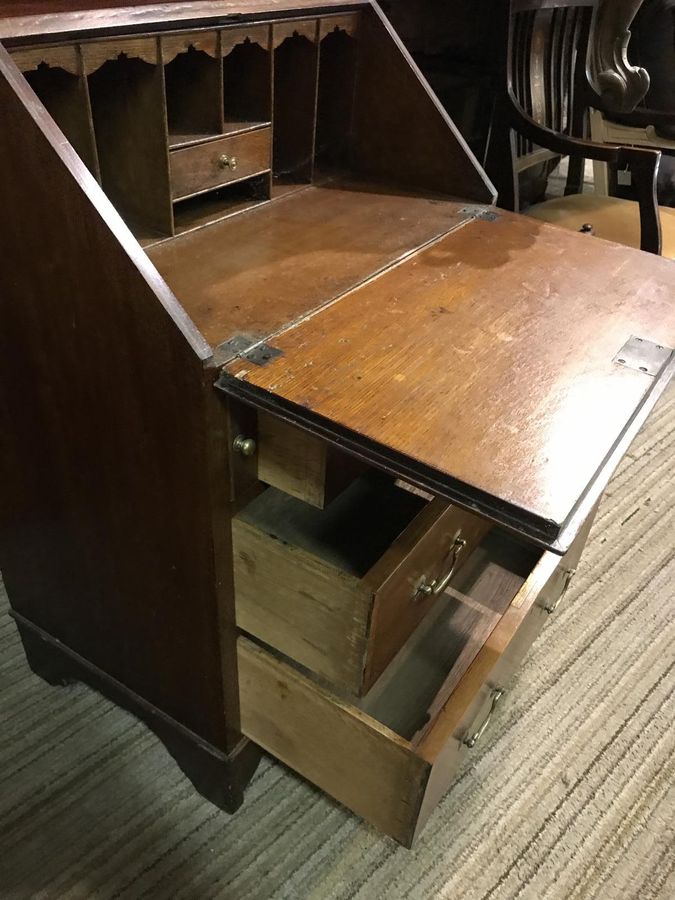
(1, 0), (674, 847)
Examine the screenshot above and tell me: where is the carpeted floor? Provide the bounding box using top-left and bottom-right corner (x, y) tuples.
(1, 385), (674, 900)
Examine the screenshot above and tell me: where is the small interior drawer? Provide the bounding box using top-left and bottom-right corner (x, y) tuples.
(169, 127), (271, 201)
(255, 411), (365, 509)
(237, 531), (570, 846)
(233, 474), (491, 695)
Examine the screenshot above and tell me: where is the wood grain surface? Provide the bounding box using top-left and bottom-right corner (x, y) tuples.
(232, 477), (429, 694)
(363, 501), (492, 692)
(220, 211), (675, 544)
(0, 44), (242, 750)
(350, 6), (493, 203)
(256, 409), (365, 508)
(88, 52), (173, 235)
(238, 635), (430, 847)
(148, 181), (470, 347)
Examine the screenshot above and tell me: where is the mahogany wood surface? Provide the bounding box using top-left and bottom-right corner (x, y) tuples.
(23, 63), (101, 179)
(220, 211), (675, 546)
(148, 181), (471, 348)
(88, 53), (174, 235)
(350, 7), (494, 203)
(2, 0), (672, 845)
(364, 502), (492, 693)
(0, 43), (240, 751)
(272, 29), (318, 183)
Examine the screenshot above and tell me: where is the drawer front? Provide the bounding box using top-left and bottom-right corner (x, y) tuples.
(488, 563), (575, 690)
(233, 484), (490, 696)
(237, 532), (584, 846)
(170, 128), (271, 200)
(256, 411), (365, 509)
(485, 506), (596, 695)
(362, 501), (492, 692)
(238, 636), (432, 847)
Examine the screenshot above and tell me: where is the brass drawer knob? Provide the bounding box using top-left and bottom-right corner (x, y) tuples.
(413, 533), (467, 601)
(232, 434), (256, 457)
(219, 154), (238, 171)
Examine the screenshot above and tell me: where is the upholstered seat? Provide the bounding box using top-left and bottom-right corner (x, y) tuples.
(526, 193), (675, 258)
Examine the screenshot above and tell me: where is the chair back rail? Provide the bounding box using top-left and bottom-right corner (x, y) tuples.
(485, 0), (660, 254)
(509, 2), (595, 166)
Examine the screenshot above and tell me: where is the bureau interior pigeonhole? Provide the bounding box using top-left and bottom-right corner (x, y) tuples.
(1, 0), (674, 847)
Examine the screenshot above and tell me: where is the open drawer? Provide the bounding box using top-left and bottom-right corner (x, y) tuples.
(233, 473), (491, 695)
(237, 528), (583, 846)
(254, 410), (366, 509)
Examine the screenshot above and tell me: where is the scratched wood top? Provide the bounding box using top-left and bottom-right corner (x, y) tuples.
(220, 211), (675, 544)
(149, 182), (470, 350)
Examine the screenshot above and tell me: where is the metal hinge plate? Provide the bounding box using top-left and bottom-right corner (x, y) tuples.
(613, 336), (672, 377)
(215, 333), (283, 367)
(460, 205), (500, 222)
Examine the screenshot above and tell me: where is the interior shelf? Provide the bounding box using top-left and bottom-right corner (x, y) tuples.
(164, 44), (223, 145)
(18, 12), (464, 249)
(169, 121), (269, 149)
(171, 173), (271, 236)
(168, 131), (225, 150)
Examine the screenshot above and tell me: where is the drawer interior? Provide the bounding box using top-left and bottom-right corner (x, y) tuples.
(233, 474), (431, 693)
(237, 473), (426, 578)
(238, 529), (557, 845)
(234, 471), (491, 695)
(356, 531), (539, 739)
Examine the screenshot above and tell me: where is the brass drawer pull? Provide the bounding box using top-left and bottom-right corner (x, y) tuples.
(542, 567), (576, 615)
(413, 533), (467, 601)
(219, 154), (238, 170)
(464, 688), (504, 748)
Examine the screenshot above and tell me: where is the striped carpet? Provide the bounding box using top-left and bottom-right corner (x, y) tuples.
(1, 385), (674, 900)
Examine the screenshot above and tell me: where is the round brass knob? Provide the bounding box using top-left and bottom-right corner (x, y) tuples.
(232, 435), (256, 457)
(218, 154), (238, 170)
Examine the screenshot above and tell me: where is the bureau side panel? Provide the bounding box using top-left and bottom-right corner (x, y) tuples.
(0, 46), (234, 750)
(350, 4), (495, 203)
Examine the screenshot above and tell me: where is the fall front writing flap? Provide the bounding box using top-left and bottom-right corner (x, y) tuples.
(217, 211), (675, 552)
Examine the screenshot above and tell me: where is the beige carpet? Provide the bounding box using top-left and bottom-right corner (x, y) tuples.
(1, 386), (674, 900)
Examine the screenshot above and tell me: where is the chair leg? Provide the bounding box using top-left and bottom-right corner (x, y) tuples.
(593, 159), (610, 195)
(485, 111), (519, 211)
(624, 149), (662, 254)
(565, 155), (586, 195)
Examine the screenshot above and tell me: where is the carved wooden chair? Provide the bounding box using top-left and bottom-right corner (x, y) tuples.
(485, 0), (675, 256)
(590, 0), (675, 196)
